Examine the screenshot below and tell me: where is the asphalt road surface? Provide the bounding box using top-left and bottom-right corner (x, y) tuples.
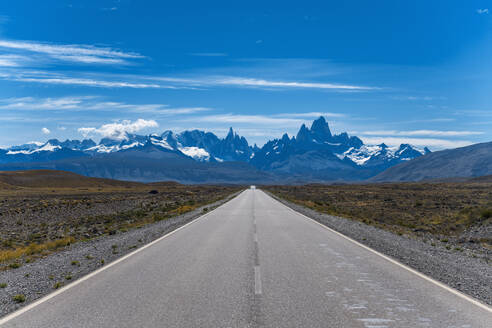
(1, 189), (490, 327)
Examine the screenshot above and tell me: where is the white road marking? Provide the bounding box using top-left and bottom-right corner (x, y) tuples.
(0, 191), (246, 325)
(254, 266), (262, 295)
(268, 191), (492, 313)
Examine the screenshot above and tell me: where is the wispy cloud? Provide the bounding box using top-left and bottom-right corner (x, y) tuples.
(155, 76), (378, 91)
(454, 109), (492, 117)
(0, 55), (29, 67)
(477, 9), (489, 14)
(0, 96), (212, 115)
(41, 127), (50, 134)
(0, 96), (90, 110)
(361, 130), (483, 137)
(391, 95), (443, 101)
(16, 76), (162, 88)
(360, 137), (472, 149)
(0, 39), (144, 65)
(0, 70), (164, 89)
(78, 119), (158, 139)
(404, 118), (456, 123)
(208, 76), (377, 90)
(86, 102), (211, 115)
(188, 53), (228, 57)
(2, 68), (378, 91)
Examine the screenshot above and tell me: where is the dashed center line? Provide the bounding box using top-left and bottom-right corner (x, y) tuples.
(254, 265), (262, 295)
(252, 190), (262, 297)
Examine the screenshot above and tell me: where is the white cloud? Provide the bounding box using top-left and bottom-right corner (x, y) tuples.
(188, 53), (228, 57)
(0, 39), (143, 65)
(14, 76), (162, 89)
(58, 126), (67, 131)
(391, 96), (435, 101)
(0, 96), (211, 115)
(154, 76), (377, 91)
(1, 68), (376, 91)
(477, 9), (489, 14)
(41, 127), (50, 134)
(404, 118), (456, 123)
(78, 119), (158, 140)
(0, 55), (29, 67)
(0, 70), (190, 89)
(0, 96), (89, 110)
(360, 137), (472, 149)
(210, 77), (377, 90)
(361, 130), (483, 137)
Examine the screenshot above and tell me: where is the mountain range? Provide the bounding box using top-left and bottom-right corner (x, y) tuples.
(0, 117), (431, 183)
(371, 141), (492, 182)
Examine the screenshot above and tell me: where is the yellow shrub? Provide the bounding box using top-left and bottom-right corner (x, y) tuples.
(0, 236), (75, 263)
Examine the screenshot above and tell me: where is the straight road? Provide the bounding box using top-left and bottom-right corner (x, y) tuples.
(1, 189), (490, 327)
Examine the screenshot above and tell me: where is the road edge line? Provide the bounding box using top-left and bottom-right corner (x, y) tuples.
(264, 190), (492, 313)
(0, 190), (246, 325)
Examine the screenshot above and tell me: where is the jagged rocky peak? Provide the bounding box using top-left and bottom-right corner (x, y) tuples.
(295, 124), (310, 142)
(281, 133), (290, 143)
(45, 138), (61, 145)
(226, 127), (235, 139)
(310, 116), (332, 141)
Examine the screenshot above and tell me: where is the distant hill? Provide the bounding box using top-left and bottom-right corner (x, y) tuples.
(371, 141), (492, 182)
(0, 170), (144, 189)
(467, 175), (492, 183)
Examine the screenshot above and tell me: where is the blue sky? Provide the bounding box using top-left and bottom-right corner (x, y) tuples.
(0, 0), (491, 149)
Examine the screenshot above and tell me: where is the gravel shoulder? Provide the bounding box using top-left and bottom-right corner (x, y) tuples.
(0, 191), (242, 317)
(266, 191), (492, 306)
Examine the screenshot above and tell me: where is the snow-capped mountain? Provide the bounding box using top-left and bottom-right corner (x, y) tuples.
(0, 117), (431, 182)
(249, 117), (429, 180)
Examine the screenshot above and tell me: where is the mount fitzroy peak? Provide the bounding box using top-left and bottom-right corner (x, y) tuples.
(0, 117), (430, 183)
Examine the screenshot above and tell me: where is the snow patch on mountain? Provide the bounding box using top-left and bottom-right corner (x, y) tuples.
(149, 136), (173, 150)
(121, 142), (144, 150)
(179, 147), (210, 161)
(7, 143), (62, 155)
(86, 144), (119, 153)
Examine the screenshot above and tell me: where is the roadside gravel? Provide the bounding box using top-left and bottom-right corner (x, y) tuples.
(267, 192), (492, 306)
(0, 191), (241, 317)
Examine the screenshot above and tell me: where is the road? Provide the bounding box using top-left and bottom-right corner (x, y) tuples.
(1, 189), (490, 327)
